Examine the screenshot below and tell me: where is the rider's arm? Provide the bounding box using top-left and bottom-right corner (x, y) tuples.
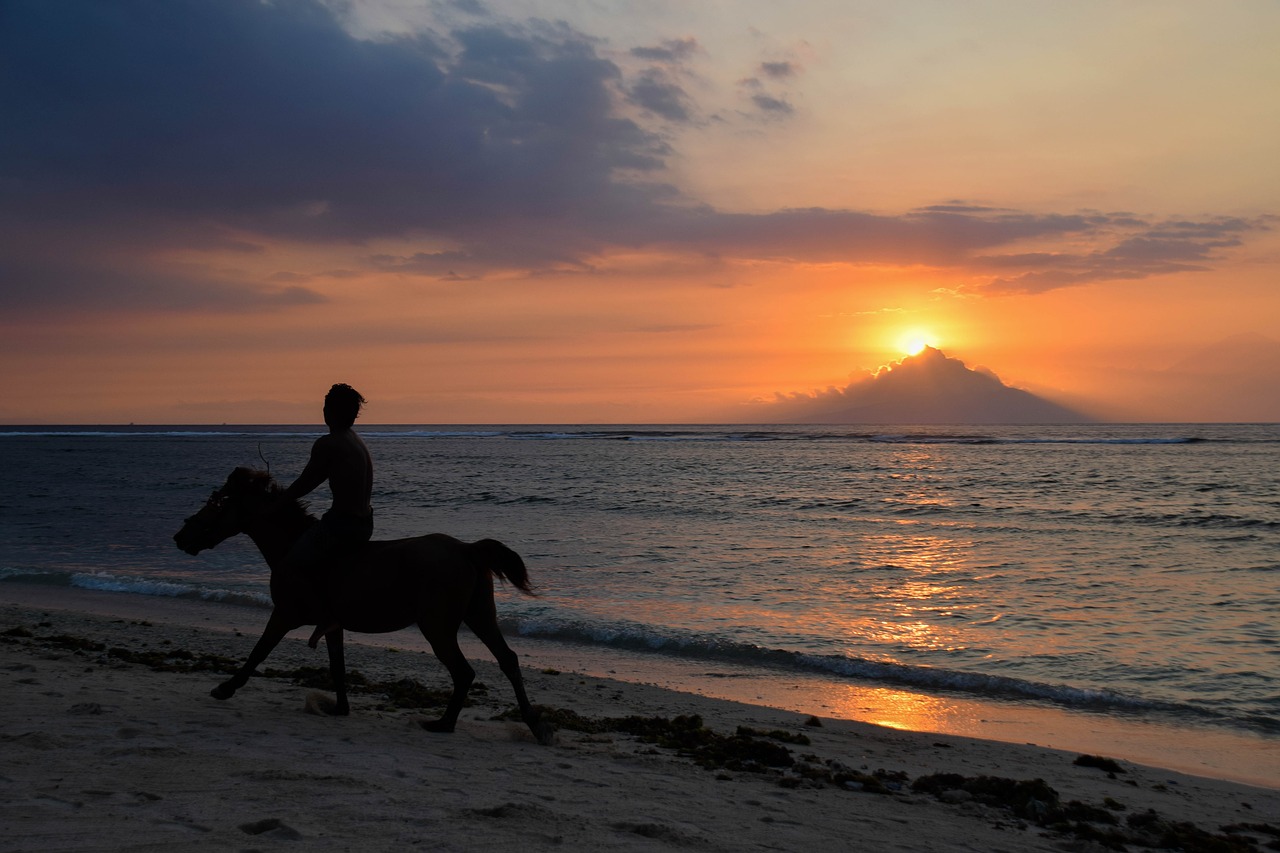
(281, 436), (333, 501)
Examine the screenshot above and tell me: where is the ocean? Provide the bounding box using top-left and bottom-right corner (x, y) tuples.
(2, 423), (1277, 769)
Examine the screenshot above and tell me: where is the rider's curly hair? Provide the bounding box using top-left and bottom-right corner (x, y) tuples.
(324, 383), (366, 428)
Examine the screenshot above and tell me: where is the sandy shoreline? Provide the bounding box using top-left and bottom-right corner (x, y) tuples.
(2, 587), (1277, 852)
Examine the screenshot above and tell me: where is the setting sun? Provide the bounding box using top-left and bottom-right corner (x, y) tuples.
(897, 330), (938, 357)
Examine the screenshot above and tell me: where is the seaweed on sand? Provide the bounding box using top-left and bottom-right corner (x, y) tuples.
(913, 773), (1268, 852)
(495, 710), (798, 773)
(260, 666), (469, 711)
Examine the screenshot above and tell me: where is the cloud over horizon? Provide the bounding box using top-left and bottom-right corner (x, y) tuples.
(1, 0), (1270, 317)
(743, 347), (1092, 424)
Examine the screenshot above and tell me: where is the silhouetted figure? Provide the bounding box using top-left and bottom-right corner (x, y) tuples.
(280, 383), (373, 647)
(174, 466), (550, 743)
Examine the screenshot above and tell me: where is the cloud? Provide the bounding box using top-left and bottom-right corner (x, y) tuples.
(759, 61), (798, 79)
(735, 51), (804, 120)
(643, 206), (1102, 265)
(630, 37), (700, 64)
(625, 38), (701, 123)
(0, 256), (324, 314)
(447, 0), (488, 16)
(750, 93), (794, 115)
(626, 69), (695, 122)
(736, 74), (796, 120)
(967, 215), (1270, 295)
(742, 347), (1093, 424)
(3, 1), (670, 242)
(0, 0), (1269, 315)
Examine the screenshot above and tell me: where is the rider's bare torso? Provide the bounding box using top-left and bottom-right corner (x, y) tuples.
(320, 428), (373, 517)
(283, 425), (372, 517)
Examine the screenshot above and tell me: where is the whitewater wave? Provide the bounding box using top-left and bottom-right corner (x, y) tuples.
(497, 614), (1278, 735)
(1, 568), (272, 609)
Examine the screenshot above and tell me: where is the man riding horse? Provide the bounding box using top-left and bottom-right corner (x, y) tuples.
(174, 463), (551, 742)
(278, 383), (373, 647)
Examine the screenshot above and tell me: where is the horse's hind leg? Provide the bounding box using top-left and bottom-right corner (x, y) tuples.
(465, 608), (553, 745)
(323, 629), (350, 716)
(417, 626), (474, 733)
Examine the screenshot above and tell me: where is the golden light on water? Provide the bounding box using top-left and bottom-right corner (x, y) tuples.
(809, 683), (981, 733)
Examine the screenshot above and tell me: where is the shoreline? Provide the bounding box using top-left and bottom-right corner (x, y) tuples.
(2, 583), (1277, 851)
(4, 581), (1278, 790)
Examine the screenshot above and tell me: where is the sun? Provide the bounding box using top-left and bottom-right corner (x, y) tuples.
(896, 329), (937, 357)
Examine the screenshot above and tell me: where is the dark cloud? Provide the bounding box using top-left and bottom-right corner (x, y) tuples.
(0, 256), (324, 314)
(626, 38), (700, 123)
(268, 269), (362, 283)
(2, 0), (669, 244)
(626, 69), (694, 122)
(0, 0), (1268, 314)
(645, 206), (1099, 265)
(750, 93), (794, 115)
(448, 0), (488, 16)
(760, 61), (797, 78)
(737, 70), (796, 120)
(369, 234), (600, 277)
(630, 37), (700, 63)
(969, 215), (1269, 295)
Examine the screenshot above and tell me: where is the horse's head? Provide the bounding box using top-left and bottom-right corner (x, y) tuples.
(174, 467), (278, 555)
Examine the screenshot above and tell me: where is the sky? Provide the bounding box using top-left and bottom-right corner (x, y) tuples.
(3, 0), (1278, 424)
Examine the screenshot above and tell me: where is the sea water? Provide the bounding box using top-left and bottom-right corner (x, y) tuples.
(2, 424), (1277, 765)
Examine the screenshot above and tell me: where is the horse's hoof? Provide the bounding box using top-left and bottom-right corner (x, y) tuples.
(303, 692), (349, 716)
(419, 718), (456, 734)
(532, 718), (557, 746)
(210, 683), (235, 700)
(523, 708), (555, 745)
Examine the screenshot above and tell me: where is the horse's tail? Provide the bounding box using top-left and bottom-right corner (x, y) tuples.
(471, 538), (537, 596)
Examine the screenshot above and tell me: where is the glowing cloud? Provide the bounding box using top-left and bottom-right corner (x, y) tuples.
(745, 348), (1093, 424)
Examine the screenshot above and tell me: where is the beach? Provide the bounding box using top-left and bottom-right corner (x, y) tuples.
(3, 585), (1276, 852)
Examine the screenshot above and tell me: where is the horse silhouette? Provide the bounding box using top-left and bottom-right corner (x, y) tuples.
(173, 466), (551, 743)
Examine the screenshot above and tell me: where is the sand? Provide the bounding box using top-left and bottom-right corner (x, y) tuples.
(2, 586), (1277, 853)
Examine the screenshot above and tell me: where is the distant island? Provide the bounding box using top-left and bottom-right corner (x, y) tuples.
(747, 347), (1093, 424)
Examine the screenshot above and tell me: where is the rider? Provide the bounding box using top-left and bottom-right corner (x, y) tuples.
(280, 383), (374, 647)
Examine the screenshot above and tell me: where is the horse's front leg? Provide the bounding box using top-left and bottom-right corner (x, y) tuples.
(324, 629), (350, 716)
(211, 609), (294, 701)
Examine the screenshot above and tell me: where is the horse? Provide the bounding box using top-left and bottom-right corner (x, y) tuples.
(173, 466), (551, 744)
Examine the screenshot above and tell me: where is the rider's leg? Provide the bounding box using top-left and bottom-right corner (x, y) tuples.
(303, 507), (371, 640)
(281, 521), (338, 648)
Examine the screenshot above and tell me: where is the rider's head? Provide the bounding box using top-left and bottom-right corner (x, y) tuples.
(323, 383), (366, 429)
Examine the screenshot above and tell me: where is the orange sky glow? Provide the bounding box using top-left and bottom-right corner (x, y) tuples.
(2, 1), (1278, 423)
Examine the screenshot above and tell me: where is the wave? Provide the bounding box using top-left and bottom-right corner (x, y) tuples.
(499, 614), (1279, 736)
(0, 568), (272, 609)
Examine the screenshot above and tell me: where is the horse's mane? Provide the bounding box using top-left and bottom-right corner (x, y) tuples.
(231, 467), (314, 522)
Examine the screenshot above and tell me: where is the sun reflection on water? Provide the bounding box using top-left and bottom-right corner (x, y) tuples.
(849, 528), (985, 654)
(808, 682), (985, 734)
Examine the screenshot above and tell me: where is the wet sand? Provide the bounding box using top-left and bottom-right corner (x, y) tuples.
(2, 585), (1277, 852)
